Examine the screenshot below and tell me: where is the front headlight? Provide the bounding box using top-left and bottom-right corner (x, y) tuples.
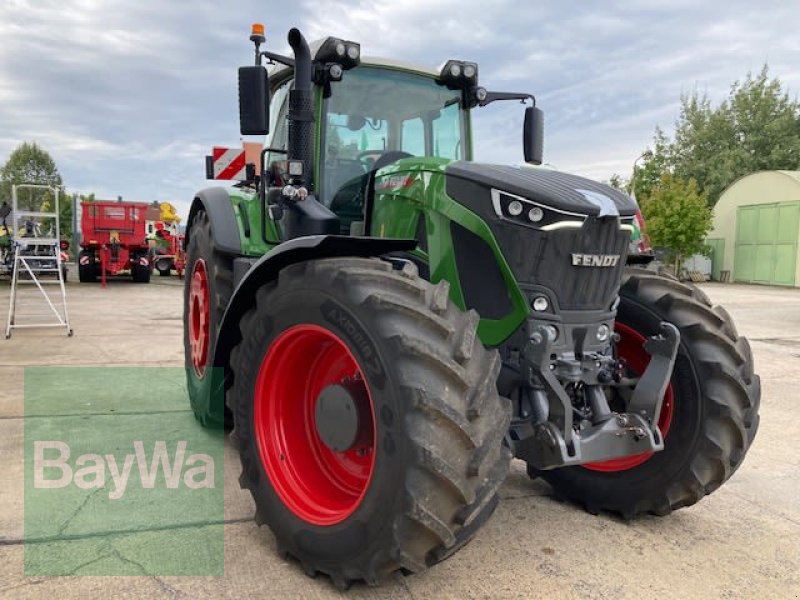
(490, 188), (586, 231)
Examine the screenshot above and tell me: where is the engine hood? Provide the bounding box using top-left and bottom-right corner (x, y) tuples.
(445, 162), (637, 218)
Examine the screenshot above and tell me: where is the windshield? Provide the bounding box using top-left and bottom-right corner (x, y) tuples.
(321, 67), (466, 209)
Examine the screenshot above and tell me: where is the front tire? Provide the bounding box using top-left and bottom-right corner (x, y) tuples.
(228, 258), (511, 587)
(538, 269), (760, 517)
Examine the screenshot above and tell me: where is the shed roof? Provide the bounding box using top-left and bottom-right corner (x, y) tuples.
(716, 170), (800, 209)
(776, 170), (800, 186)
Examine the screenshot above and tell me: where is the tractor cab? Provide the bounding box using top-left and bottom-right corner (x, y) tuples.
(241, 26), (542, 239)
(263, 64), (468, 234)
(319, 66), (465, 229)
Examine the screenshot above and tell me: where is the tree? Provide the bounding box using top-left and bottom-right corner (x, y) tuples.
(606, 173), (627, 192)
(648, 65), (800, 206)
(0, 142), (63, 209)
(641, 174), (713, 273)
(0, 142), (72, 238)
(631, 128), (673, 203)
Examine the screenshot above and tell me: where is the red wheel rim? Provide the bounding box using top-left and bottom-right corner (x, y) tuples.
(254, 324), (377, 526)
(583, 321), (675, 472)
(188, 259), (210, 378)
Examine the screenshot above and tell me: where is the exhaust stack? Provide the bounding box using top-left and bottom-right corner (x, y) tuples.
(287, 28), (314, 189)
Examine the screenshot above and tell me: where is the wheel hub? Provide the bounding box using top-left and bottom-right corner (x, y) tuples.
(315, 383), (366, 452)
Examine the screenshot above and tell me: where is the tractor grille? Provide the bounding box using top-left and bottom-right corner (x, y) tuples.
(445, 173), (631, 314)
(497, 216), (629, 311)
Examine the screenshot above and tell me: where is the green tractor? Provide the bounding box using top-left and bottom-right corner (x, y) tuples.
(184, 25), (760, 587)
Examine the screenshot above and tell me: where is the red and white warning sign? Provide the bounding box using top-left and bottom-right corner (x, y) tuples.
(210, 146), (246, 180)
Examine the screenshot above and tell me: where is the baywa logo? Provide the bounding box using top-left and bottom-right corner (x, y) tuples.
(25, 367), (224, 577)
(34, 440), (215, 500)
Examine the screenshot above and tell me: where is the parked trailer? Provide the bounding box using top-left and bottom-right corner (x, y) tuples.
(78, 200), (152, 283)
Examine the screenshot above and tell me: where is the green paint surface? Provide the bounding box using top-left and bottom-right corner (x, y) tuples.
(734, 202), (798, 286)
(24, 367), (224, 576)
(372, 158), (529, 345)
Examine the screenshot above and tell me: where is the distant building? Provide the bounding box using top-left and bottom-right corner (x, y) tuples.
(708, 171), (800, 287)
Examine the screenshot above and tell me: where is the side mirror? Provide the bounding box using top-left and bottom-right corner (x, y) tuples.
(523, 106), (544, 165)
(238, 66), (270, 135)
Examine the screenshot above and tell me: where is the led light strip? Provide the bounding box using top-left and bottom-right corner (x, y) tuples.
(541, 221), (584, 231)
(491, 188), (635, 232)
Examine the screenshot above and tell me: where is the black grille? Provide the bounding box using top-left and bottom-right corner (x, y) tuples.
(446, 174), (630, 313)
(503, 217), (628, 310)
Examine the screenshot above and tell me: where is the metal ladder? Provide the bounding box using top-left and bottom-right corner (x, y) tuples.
(4, 184), (73, 339)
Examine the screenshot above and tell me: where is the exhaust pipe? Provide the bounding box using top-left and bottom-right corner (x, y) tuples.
(287, 28), (314, 189)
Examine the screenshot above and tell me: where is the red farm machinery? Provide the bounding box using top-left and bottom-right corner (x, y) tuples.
(78, 200), (153, 283)
(149, 222), (185, 277)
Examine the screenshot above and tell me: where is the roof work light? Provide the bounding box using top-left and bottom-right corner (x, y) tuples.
(314, 37), (361, 69)
(437, 60), (479, 89)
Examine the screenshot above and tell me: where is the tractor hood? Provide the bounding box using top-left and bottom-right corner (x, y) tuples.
(445, 162), (637, 218)
(440, 161), (636, 315)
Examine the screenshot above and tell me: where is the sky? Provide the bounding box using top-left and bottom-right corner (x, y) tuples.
(1, 0), (798, 219)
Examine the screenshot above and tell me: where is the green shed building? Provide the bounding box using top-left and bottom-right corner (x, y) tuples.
(708, 171), (800, 287)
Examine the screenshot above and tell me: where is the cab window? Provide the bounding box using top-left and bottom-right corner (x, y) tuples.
(401, 118), (424, 156)
(321, 67), (466, 212)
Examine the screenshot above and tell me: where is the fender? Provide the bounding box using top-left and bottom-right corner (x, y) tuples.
(186, 187), (242, 255)
(206, 235), (417, 423)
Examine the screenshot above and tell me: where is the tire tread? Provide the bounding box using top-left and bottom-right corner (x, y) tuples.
(227, 257), (511, 586)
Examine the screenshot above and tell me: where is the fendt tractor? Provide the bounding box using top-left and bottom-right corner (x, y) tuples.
(184, 25), (760, 588)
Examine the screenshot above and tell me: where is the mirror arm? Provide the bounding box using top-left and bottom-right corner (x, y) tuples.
(478, 91), (536, 107)
(260, 51), (295, 69)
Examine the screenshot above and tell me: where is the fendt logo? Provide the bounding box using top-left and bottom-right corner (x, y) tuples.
(571, 253), (621, 267)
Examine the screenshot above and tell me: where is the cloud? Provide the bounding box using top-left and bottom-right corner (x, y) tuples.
(0, 0), (798, 220)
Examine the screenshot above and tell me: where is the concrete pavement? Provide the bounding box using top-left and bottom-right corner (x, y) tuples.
(0, 277), (798, 598)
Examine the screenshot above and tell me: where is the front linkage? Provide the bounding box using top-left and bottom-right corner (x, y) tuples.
(512, 321), (679, 470)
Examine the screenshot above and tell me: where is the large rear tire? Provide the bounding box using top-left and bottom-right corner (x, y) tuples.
(537, 269), (760, 518)
(228, 258), (511, 587)
(183, 210), (233, 427)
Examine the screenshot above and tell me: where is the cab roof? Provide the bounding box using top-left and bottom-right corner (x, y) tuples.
(268, 39), (439, 81)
